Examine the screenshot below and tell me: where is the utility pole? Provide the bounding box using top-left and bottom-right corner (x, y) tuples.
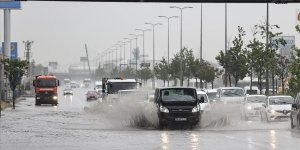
(85, 44), (92, 79)
(23, 40), (33, 92)
(265, 3), (269, 96)
(224, 3), (228, 87)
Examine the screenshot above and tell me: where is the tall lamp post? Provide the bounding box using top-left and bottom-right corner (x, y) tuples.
(124, 38), (134, 68)
(170, 6), (193, 86)
(129, 34), (142, 82)
(158, 15), (178, 87)
(145, 22), (163, 89)
(135, 29), (151, 64)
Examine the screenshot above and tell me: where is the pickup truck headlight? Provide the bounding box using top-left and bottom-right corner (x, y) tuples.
(53, 96), (58, 100)
(160, 106), (169, 113)
(247, 106), (252, 110)
(192, 105), (200, 112)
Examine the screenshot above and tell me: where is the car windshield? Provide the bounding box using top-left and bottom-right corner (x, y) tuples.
(222, 89), (244, 97)
(246, 89), (258, 95)
(269, 97), (294, 105)
(197, 94), (208, 103)
(161, 89), (196, 102)
(207, 92), (217, 100)
(36, 79), (56, 88)
(247, 96), (266, 103)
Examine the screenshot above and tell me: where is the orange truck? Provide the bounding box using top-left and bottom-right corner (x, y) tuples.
(33, 74), (60, 106)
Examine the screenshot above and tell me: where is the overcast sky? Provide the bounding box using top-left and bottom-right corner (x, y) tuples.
(2, 2), (300, 71)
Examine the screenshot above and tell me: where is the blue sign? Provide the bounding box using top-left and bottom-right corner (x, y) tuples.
(0, 1), (21, 9)
(2, 42), (18, 59)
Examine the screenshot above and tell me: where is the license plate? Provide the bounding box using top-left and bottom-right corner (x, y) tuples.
(175, 118), (187, 121)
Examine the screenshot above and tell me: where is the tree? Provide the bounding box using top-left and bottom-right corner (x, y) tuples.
(95, 64), (109, 80)
(132, 48), (141, 61)
(154, 57), (169, 87)
(137, 67), (153, 86)
(247, 38), (265, 93)
(120, 66), (135, 79)
(216, 26), (248, 87)
(276, 54), (289, 94)
(254, 22), (285, 95)
(288, 25), (300, 96)
(109, 67), (120, 78)
(1, 59), (28, 109)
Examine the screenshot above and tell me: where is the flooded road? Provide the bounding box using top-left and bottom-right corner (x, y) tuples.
(1, 87), (300, 150)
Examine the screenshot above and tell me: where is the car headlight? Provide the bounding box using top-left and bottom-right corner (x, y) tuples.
(53, 96), (58, 100)
(159, 106), (169, 113)
(268, 109), (275, 113)
(36, 97), (40, 99)
(247, 106), (252, 110)
(192, 105), (200, 113)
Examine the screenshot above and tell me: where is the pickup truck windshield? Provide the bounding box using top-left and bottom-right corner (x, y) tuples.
(107, 82), (137, 94)
(161, 89), (196, 102)
(37, 79), (56, 88)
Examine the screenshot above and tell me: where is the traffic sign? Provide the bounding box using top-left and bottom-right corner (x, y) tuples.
(1, 42), (18, 59)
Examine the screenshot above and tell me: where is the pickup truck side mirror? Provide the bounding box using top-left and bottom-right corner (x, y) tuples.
(262, 104), (266, 108)
(57, 80), (60, 86)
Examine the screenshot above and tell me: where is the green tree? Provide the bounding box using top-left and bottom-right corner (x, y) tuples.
(95, 64), (109, 80)
(120, 66), (135, 79)
(216, 26), (248, 86)
(276, 54), (289, 94)
(1, 59), (28, 109)
(137, 67), (153, 86)
(154, 57), (169, 87)
(109, 67), (120, 78)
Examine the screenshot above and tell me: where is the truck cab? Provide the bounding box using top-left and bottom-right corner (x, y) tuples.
(33, 75), (60, 106)
(152, 87), (204, 128)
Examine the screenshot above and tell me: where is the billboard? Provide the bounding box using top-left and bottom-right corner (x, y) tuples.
(0, 1), (21, 9)
(272, 36), (295, 60)
(1, 42), (18, 59)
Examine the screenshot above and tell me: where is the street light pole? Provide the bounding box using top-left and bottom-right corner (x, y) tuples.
(158, 15), (178, 87)
(136, 29), (151, 64)
(145, 22), (162, 89)
(129, 34), (142, 82)
(124, 38), (134, 68)
(170, 6), (193, 86)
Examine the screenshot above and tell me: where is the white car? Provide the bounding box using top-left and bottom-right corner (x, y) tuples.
(197, 90), (211, 112)
(244, 86), (260, 95)
(205, 89), (217, 102)
(216, 87), (245, 104)
(240, 95), (266, 120)
(260, 95), (294, 122)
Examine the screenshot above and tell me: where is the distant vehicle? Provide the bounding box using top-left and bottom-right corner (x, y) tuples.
(215, 87), (245, 104)
(240, 95), (267, 120)
(205, 89), (217, 102)
(244, 86), (260, 95)
(151, 87), (204, 128)
(291, 93), (300, 128)
(102, 77), (141, 102)
(94, 81), (102, 93)
(70, 81), (79, 88)
(261, 95), (294, 122)
(64, 78), (71, 85)
(197, 90), (211, 112)
(83, 78), (91, 88)
(33, 74), (60, 106)
(86, 91), (99, 101)
(63, 88), (73, 95)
